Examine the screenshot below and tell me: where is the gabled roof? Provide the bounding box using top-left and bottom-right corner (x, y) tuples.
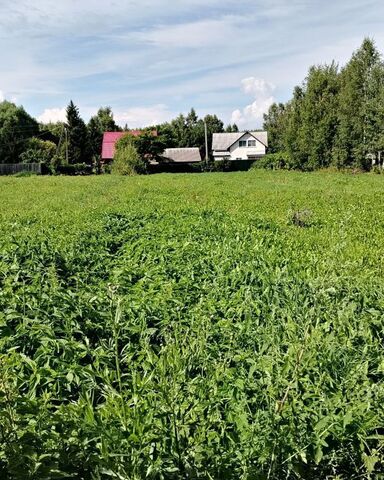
(162, 148), (201, 163)
(212, 131), (268, 151)
(101, 130), (158, 159)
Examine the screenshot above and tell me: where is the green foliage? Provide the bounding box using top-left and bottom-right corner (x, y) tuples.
(252, 152), (290, 170)
(333, 38), (384, 169)
(0, 101), (39, 164)
(19, 138), (56, 166)
(264, 38), (384, 171)
(263, 103), (288, 153)
(288, 208), (314, 227)
(56, 163), (93, 175)
(112, 140), (146, 175)
(66, 101), (91, 165)
(225, 123), (239, 132)
(158, 109), (224, 158)
(87, 107), (120, 158)
(0, 171), (383, 478)
(134, 130), (167, 161)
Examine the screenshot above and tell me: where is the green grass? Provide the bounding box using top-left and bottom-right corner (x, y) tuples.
(0, 170), (383, 479)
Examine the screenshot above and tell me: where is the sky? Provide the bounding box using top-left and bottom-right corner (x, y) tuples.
(0, 0), (384, 129)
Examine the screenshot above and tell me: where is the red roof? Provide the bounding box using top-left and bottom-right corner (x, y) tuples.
(101, 130), (158, 159)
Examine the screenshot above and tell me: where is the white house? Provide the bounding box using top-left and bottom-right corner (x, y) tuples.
(212, 131), (268, 161)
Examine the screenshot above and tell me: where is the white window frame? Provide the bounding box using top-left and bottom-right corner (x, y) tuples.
(248, 139), (256, 147)
(239, 140), (247, 147)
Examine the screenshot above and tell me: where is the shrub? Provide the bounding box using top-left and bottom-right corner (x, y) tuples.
(12, 171), (39, 177)
(289, 209), (314, 227)
(211, 159), (232, 172)
(112, 143), (147, 175)
(371, 165), (383, 174)
(56, 163), (93, 175)
(252, 152), (290, 170)
(20, 138), (56, 166)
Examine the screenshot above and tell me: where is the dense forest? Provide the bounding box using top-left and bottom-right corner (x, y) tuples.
(263, 38), (384, 170)
(1, 38), (384, 172)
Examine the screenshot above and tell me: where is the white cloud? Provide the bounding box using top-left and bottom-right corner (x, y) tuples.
(114, 104), (174, 128)
(37, 107), (66, 123)
(231, 77), (276, 128)
(139, 16), (246, 48)
(0, 90), (4, 102)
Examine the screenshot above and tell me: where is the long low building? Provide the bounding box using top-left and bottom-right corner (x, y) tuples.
(212, 131), (268, 161)
(160, 148), (201, 163)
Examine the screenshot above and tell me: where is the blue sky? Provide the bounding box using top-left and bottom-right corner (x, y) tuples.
(0, 0), (383, 128)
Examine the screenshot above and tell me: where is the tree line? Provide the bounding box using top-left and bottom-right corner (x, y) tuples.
(263, 38), (384, 171)
(0, 98), (238, 172)
(2, 37), (383, 173)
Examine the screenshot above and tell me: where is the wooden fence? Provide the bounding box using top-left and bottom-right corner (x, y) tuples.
(0, 163), (42, 175)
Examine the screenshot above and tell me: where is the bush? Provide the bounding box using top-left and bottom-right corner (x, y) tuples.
(20, 138), (56, 166)
(252, 152), (290, 170)
(211, 159), (232, 172)
(112, 143), (147, 175)
(371, 165), (383, 174)
(12, 171), (39, 177)
(288, 209), (314, 227)
(56, 163), (93, 175)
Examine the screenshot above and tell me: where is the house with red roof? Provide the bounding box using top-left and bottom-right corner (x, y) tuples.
(101, 130), (157, 161)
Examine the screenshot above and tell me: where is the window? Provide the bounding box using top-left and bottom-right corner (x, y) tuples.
(239, 140), (247, 147)
(248, 140), (256, 147)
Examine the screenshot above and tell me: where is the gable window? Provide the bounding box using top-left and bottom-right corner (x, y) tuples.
(239, 140), (247, 147)
(248, 140), (256, 147)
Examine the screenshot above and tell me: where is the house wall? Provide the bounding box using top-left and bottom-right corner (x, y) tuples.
(229, 133), (266, 160)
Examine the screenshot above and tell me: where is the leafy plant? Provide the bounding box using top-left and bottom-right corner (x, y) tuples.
(0, 170), (383, 479)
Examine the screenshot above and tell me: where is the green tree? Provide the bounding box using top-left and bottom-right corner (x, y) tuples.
(88, 107), (120, 158)
(263, 103), (288, 154)
(284, 86), (306, 169)
(66, 101), (91, 164)
(299, 63), (339, 169)
(112, 138), (146, 175)
(20, 138), (56, 166)
(170, 113), (189, 147)
(0, 101), (39, 164)
(134, 130), (167, 162)
(333, 38), (384, 169)
(201, 114), (224, 158)
(225, 124), (239, 132)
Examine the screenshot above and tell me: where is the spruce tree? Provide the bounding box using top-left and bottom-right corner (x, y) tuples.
(66, 101), (91, 164)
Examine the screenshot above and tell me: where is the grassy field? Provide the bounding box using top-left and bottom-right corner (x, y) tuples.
(0, 170), (383, 479)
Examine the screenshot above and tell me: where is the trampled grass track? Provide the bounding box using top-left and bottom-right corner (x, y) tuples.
(0, 170), (383, 479)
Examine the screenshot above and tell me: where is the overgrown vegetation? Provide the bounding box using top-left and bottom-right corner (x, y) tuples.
(0, 170), (383, 479)
(112, 139), (147, 175)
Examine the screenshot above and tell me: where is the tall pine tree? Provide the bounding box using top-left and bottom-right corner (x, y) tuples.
(66, 101), (91, 164)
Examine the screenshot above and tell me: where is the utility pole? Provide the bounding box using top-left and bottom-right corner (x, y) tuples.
(204, 119), (209, 161)
(64, 127), (69, 164)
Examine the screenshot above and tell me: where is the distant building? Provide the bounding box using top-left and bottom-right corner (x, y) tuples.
(212, 131), (268, 161)
(160, 148), (201, 164)
(101, 130), (157, 161)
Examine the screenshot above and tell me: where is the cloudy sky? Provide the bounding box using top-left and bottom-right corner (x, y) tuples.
(0, 0), (383, 128)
